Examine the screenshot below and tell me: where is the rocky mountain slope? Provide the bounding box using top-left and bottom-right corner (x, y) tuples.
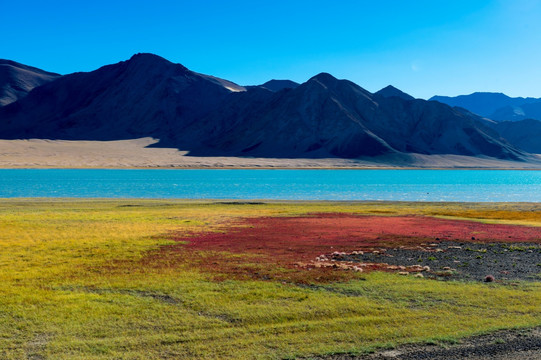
(492, 119), (541, 154)
(186, 73), (524, 160)
(0, 53), (243, 146)
(0, 54), (531, 161)
(0, 60), (60, 106)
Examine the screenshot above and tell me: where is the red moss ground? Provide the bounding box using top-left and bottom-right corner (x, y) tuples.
(179, 214), (541, 259)
(147, 214), (541, 283)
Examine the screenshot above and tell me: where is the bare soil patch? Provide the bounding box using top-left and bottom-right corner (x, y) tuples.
(310, 327), (541, 359)
(343, 241), (541, 282)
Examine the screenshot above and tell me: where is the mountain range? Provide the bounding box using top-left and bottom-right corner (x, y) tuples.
(429, 92), (541, 153)
(430, 92), (541, 121)
(0, 54), (538, 164)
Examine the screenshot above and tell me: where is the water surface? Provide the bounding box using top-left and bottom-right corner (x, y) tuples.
(0, 169), (540, 202)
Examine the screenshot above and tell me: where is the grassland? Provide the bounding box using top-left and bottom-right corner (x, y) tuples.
(0, 199), (540, 359)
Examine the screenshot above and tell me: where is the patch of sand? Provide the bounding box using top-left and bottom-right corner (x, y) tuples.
(0, 138), (540, 169)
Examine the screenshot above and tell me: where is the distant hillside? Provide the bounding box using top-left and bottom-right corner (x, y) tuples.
(258, 79), (299, 92)
(490, 102), (541, 122)
(492, 119), (541, 154)
(0, 60), (60, 106)
(430, 92), (541, 121)
(0, 54), (530, 162)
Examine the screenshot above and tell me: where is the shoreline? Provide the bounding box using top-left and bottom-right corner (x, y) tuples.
(1, 138), (540, 170)
(2, 165), (541, 170)
(0, 166), (541, 171)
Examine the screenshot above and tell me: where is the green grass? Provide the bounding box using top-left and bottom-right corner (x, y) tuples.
(0, 199), (540, 359)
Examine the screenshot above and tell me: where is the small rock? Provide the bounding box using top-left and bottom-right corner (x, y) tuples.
(413, 273), (424, 278)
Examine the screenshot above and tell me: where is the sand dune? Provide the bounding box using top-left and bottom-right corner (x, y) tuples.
(1, 138), (540, 169)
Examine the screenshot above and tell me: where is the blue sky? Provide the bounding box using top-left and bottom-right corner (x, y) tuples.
(2, 0), (540, 99)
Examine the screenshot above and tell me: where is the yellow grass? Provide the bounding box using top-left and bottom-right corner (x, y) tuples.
(0, 199), (540, 359)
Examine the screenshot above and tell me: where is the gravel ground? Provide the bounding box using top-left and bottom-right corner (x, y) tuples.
(341, 241), (541, 282)
(308, 327), (541, 359)
(314, 241), (541, 359)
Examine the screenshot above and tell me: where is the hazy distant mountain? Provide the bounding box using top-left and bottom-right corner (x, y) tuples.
(375, 85), (415, 101)
(492, 119), (541, 154)
(430, 92), (541, 121)
(0, 54), (528, 161)
(490, 102), (541, 122)
(0, 60), (60, 106)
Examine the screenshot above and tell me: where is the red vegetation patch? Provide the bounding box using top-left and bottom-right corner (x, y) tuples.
(179, 214), (541, 261)
(146, 214), (541, 283)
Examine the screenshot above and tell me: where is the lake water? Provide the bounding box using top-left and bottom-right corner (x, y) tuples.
(0, 169), (540, 202)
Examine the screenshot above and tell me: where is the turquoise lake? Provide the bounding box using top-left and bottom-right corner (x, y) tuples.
(0, 169), (540, 202)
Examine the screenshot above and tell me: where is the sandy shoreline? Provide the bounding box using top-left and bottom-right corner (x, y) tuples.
(1, 138), (541, 169)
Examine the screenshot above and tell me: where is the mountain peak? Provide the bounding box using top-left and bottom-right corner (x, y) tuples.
(375, 85), (415, 101)
(309, 72), (338, 84)
(129, 52), (168, 62)
(126, 53), (188, 72)
(259, 79), (299, 92)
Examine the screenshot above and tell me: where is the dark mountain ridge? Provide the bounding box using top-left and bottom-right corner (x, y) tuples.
(430, 92), (541, 122)
(258, 79), (299, 92)
(0, 53), (243, 145)
(491, 119), (541, 154)
(0, 54), (530, 161)
(177, 72), (524, 160)
(490, 102), (541, 122)
(0, 59), (60, 106)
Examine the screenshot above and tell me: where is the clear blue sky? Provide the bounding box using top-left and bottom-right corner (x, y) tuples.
(2, 0), (540, 99)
